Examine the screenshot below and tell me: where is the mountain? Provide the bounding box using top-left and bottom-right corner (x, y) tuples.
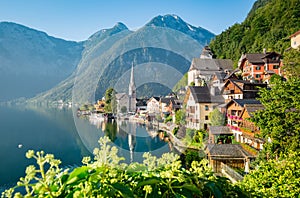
(209, 0), (300, 66)
(30, 14), (215, 104)
(0, 22), (84, 101)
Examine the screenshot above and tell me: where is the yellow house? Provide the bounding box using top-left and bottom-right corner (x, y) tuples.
(184, 86), (224, 130)
(290, 30), (300, 49)
(94, 100), (106, 113)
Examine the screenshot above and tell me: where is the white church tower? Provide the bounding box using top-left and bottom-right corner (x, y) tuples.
(128, 63), (136, 113)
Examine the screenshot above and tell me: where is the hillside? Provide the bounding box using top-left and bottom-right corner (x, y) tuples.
(31, 15), (215, 104)
(0, 22), (84, 101)
(209, 0), (300, 66)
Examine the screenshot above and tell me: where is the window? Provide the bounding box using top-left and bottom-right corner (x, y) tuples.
(256, 66), (260, 70)
(255, 74), (261, 78)
(273, 65), (279, 69)
(205, 105), (209, 111)
(205, 116), (209, 120)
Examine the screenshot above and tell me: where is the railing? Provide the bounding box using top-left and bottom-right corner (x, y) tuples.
(221, 163), (244, 183)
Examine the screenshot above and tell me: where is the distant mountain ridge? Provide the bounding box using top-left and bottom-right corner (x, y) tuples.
(0, 15), (215, 103)
(0, 22), (84, 101)
(30, 14), (215, 104)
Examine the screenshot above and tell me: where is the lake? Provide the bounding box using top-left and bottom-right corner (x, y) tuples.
(0, 105), (170, 188)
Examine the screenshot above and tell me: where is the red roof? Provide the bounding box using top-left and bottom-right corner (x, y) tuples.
(290, 30), (300, 38)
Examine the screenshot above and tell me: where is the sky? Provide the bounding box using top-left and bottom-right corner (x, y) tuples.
(0, 0), (256, 41)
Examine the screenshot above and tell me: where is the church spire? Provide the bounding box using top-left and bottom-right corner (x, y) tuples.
(129, 62), (136, 96)
(128, 62), (136, 112)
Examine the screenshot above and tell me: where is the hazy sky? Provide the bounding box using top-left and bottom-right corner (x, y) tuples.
(0, 0), (256, 41)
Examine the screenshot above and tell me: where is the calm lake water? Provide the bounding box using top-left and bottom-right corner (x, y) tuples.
(0, 105), (170, 188)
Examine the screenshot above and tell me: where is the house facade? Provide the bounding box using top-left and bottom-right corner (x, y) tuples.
(226, 99), (261, 144)
(146, 97), (160, 113)
(239, 104), (265, 150)
(222, 79), (267, 103)
(238, 51), (282, 82)
(290, 29), (300, 49)
(184, 86), (224, 130)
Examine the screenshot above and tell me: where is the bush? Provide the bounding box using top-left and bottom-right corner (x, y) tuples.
(2, 137), (242, 198)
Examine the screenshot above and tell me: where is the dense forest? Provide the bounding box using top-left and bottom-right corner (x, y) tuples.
(209, 0), (300, 67)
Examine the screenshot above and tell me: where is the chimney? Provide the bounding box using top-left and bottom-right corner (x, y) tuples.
(263, 48), (266, 54)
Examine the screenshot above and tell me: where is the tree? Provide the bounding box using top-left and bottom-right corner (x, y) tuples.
(175, 109), (186, 125)
(104, 88), (115, 113)
(283, 48), (300, 78)
(239, 151), (300, 197)
(251, 77), (300, 158)
(208, 108), (225, 126)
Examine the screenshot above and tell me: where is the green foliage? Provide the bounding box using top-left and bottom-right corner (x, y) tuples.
(175, 109), (186, 125)
(209, 0), (300, 65)
(239, 152), (300, 197)
(251, 77), (300, 158)
(2, 137), (242, 198)
(208, 108), (225, 126)
(104, 88), (116, 113)
(283, 48), (300, 78)
(184, 129), (206, 148)
(184, 149), (203, 169)
(164, 115), (172, 123)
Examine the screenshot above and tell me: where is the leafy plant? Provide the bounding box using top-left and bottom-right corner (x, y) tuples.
(2, 136), (242, 197)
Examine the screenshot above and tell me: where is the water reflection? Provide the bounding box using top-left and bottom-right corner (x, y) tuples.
(77, 114), (171, 164)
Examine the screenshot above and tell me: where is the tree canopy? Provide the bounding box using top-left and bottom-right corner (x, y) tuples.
(209, 0), (300, 66)
(251, 77), (300, 158)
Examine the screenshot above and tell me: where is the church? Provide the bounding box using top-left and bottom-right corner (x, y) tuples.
(115, 63), (137, 114)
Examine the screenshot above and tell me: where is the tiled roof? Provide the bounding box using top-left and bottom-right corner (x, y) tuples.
(244, 104), (264, 117)
(189, 86), (224, 103)
(206, 144), (254, 159)
(231, 99), (261, 107)
(209, 126), (232, 135)
(214, 71), (227, 80)
(190, 58), (233, 71)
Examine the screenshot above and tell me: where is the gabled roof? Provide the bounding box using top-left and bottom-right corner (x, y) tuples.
(189, 86), (224, 104)
(290, 29), (300, 38)
(241, 104), (264, 118)
(224, 68), (240, 80)
(147, 97), (160, 104)
(238, 52), (281, 68)
(213, 71), (227, 81)
(209, 126), (232, 135)
(226, 99), (261, 108)
(160, 97), (176, 104)
(189, 58), (233, 71)
(223, 79), (267, 92)
(206, 144), (255, 159)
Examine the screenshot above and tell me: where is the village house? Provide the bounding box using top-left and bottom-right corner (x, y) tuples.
(146, 97), (160, 114)
(165, 98), (183, 123)
(290, 29), (300, 49)
(226, 99), (261, 144)
(94, 99), (106, 113)
(205, 144), (254, 175)
(184, 86), (224, 130)
(222, 79), (267, 103)
(238, 51), (282, 83)
(239, 104), (265, 150)
(188, 46), (233, 86)
(208, 126), (233, 144)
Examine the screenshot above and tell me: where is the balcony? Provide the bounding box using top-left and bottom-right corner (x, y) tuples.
(227, 114), (243, 121)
